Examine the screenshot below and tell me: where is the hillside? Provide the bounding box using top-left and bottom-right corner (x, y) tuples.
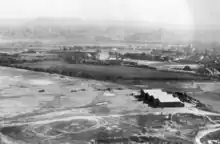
(0, 18), (220, 46)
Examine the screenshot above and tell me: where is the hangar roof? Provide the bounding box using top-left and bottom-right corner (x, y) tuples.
(142, 89), (181, 103)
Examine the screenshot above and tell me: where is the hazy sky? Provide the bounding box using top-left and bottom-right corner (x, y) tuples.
(0, 0), (219, 26)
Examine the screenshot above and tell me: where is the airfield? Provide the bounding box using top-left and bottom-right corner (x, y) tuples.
(0, 66), (220, 144)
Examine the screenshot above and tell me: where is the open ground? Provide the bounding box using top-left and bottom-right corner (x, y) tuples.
(0, 66), (219, 144)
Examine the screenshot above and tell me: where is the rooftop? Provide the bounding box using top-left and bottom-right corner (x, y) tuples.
(142, 89), (181, 103)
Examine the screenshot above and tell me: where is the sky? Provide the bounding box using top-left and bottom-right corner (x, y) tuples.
(0, 0), (219, 27)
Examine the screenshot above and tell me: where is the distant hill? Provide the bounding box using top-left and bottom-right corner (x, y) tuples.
(24, 17), (84, 27)
(0, 19), (29, 26)
(0, 17), (220, 46)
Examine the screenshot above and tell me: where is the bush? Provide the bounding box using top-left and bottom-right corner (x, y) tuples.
(117, 76), (123, 80)
(61, 71), (65, 75)
(106, 76), (111, 80)
(68, 71), (72, 76)
(42, 68), (47, 72)
(81, 72), (93, 79)
(33, 68), (38, 71)
(36, 68), (41, 71)
(49, 69), (54, 74)
(183, 66), (192, 71)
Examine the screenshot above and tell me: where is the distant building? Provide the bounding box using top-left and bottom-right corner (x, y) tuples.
(140, 89), (184, 107)
(97, 51), (110, 60)
(167, 44), (193, 53)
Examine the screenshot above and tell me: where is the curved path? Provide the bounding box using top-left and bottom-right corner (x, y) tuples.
(1, 109), (220, 144)
(194, 124), (220, 144)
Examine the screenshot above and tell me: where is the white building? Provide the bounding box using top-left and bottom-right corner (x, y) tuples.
(140, 89), (184, 107)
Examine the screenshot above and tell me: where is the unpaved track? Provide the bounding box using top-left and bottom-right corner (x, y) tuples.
(194, 124), (220, 144)
(1, 108), (220, 144)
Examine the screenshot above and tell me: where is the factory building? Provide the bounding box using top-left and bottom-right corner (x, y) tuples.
(140, 89), (184, 107)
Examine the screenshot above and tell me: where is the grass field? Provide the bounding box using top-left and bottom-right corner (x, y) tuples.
(14, 60), (210, 82)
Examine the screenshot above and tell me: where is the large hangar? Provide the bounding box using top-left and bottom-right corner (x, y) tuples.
(140, 89), (184, 107)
